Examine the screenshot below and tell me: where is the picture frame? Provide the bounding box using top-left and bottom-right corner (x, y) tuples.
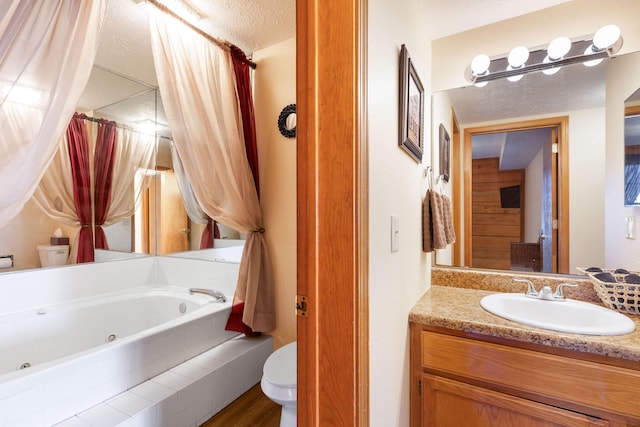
(439, 123), (450, 182)
(398, 44), (424, 163)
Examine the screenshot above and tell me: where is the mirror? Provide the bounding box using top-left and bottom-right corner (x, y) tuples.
(0, 0), (294, 272)
(432, 50), (640, 275)
(625, 88), (640, 206)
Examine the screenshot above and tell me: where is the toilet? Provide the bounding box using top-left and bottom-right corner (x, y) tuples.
(37, 245), (70, 267)
(261, 341), (297, 427)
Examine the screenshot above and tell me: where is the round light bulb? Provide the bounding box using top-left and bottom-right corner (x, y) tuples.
(506, 65), (524, 82)
(471, 54), (490, 76)
(508, 46), (529, 68)
(547, 36), (571, 61)
(583, 45), (603, 67)
(542, 55), (561, 75)
(593, 24), (621, 50)
(474, 81), (488, 88)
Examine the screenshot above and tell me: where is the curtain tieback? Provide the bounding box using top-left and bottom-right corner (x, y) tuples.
(251, 227), (265, 233)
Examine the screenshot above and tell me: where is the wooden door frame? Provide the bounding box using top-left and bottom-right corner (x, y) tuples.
(296, 0), (369, 426)
(450, 109), (462, 266)
(463, 116), (569, 274)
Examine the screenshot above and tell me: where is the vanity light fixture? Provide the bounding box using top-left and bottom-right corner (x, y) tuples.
(465, 24), (623, 85)
(506, 46), (529, 82)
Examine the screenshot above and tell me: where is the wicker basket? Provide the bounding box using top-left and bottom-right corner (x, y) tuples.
(587, 272), (640, 315)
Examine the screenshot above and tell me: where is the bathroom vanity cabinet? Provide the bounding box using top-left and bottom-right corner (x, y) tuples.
(410, 325), (640, 427)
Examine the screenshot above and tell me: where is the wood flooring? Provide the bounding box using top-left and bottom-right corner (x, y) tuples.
(201, 383), (280, 427)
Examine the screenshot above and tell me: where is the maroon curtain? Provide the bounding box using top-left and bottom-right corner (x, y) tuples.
(67, 113), (94, 263)
(199, 218), (221, 249)
(226, 46), (261, 337)
(230, 45), (260, 197)
(93, 119), (117, 250)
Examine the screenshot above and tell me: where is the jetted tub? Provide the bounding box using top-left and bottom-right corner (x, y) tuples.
(0, 285), (240, 425)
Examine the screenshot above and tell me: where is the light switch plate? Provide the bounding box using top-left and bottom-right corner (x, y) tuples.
(391, 215), (400, 253)
(625, 216), (636, 240)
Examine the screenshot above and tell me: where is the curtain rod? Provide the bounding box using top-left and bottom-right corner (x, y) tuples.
(81, 114), (173, 141)
(145, 0), (257, 70)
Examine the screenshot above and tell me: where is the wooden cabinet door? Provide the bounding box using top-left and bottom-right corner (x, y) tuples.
(422, 374), (608, 427)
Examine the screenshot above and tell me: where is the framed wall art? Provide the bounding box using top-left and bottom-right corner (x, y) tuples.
(439, 123), (450, 182)
(398, 44), (424, 163)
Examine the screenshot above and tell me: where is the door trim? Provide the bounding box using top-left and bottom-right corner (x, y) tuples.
(296, 0), (369, 425)
(463, 116), (569, 274)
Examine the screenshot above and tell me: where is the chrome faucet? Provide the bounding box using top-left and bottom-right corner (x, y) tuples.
(514, 278), (578, 301)
(189, 288), (227, 303)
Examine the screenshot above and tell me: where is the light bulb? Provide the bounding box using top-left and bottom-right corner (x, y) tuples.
(583, 45), (603, 67)
(470, 54), (490, 76)
(542, 55), (561, 75)
(593, 24), (621, 51)
(506, 65), (524, 82)
(547, 36), (571, 61)
(508, 46), (529, 68)
(474, 81), (488, 88)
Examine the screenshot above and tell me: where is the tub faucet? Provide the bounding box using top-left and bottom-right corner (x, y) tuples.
(189, 288), (227, 303)
(514, 278), (578, 301)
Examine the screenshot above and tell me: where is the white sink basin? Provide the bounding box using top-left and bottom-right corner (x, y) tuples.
(480, 293), (636, 336)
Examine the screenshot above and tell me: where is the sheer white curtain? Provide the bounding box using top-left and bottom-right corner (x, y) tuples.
(104, 126), (156, 225)
(170, 142), (208, 225)
(32, 134), (79, 263)
(0, 0), (106, 229)
(148, 10), (275, 332)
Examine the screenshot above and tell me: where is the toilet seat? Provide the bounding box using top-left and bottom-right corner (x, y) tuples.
(261, 341), (297, 403)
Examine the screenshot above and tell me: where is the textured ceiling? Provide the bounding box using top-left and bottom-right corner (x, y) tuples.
(79, 0), (581, 129)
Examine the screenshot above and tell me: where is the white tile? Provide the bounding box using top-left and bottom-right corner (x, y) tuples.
(4, 380), (44, 423)
(53, 416), (92, 427)
(130, 380), (175, 404)
(152, 371), (195, 392)
(77, 403), (129, 427)
(106, 391), (154, 417)
(170, 362), (210, 381)
(175, 405), (196, 427)
(117, 406), (157, 427)
(160, 414), (178, 427)
(6, 410), (44, 427)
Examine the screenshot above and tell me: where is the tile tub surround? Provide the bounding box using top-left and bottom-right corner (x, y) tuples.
(410, 285), (640, 362)
(54, 335), (273, 427)
(431, 266), (600, 303)
(0, 256), (247, 426)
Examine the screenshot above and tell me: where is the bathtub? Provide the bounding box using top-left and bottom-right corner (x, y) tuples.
(0, 257), (273, 427)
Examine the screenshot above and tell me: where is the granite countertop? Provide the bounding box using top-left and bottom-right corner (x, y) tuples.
(410, 285), (640, 362)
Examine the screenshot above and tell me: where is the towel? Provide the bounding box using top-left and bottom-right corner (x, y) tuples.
(429, 190), (447, 250)
(442, 195), (456, 245)
(422, 191), (433, 252)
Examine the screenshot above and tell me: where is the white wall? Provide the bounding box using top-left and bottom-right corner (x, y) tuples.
(431, 89), (454, 265)
(569, 107), (606, 271)
(368, 0), (431, 424)
(252, 38), (297, 349)
(605, 52), (640, 270)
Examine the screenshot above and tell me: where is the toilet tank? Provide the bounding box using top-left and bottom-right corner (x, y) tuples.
(37, 245), (70, 267)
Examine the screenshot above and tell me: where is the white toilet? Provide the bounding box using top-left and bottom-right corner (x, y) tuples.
(261, 341), (297, 427)
(37, 245), (70, 267)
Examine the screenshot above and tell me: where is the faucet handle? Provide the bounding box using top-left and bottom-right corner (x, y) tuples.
(514, 278), (537, 297)
(553, 282), (578, 300)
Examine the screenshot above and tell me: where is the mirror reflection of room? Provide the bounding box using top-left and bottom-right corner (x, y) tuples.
(0, 0), (252, 272)
(432, 30), (640, 276)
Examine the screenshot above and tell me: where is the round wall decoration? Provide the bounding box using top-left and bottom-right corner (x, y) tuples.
(278, 103), (297, 138)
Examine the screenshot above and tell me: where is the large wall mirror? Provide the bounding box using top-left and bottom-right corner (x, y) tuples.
(432, 49), (640, 276)
(0, 0), (292, 273)
(625, 88), (640, 206)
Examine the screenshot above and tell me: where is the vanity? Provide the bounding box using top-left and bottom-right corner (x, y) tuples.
(410, 268), (640, 426)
